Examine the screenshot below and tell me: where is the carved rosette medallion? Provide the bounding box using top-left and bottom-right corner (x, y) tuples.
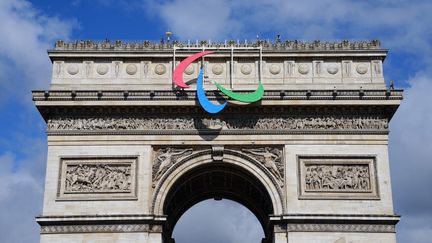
(298, 64), (310, 74)
(58, 157), (137, 200)
(327, 64), (339, 75)
(298, 156), (379, 199)
(96, 64), (109, 75)
(126, 64), (138, 75)
(356, 64), (368, 75)
(212, 64), (223, 75)
(67, 64), (79, 75)
(154, 64), (166, 75)
(184, 65), (195, 75)
(240, 64), (252, 75)
(269, 64), (281, 75)
(242, 147), (284, 185)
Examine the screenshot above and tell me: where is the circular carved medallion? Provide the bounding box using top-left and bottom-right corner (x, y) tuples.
(67, 64), (79, 75)
(356, 64), (368, 75)
(96, 64), (109, 75)
(155, 64), (166, 75)
(327, 64), (339, 75)
(212, 64), (223, 75)
(126, 64), (137, 75)
(184, 65), (195, 75)
(269, 64), (281, 75)
(241, 64), (252, 75)
(298, 64), (310, 75)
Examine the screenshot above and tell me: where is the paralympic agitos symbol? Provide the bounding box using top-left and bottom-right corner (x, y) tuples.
(173, 51), (264, 114)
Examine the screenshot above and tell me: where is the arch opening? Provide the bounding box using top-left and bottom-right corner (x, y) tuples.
(162, 162), (275, 243)
(172, 199), (265, 243)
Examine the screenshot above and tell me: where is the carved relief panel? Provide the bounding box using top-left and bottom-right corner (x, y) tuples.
(57, 157), (138, 200)
(152, 147), (193, 187)
(298, 156), (379, 199)
(242, 147), (284, 185)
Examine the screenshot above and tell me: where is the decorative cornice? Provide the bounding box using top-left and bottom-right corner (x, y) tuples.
(271, 214), (399, 233)
(33, 89), (403, 102)
(36, 214), (167, 223)
(271, 213), (400, 224)
(40, 224), (152, 234)
(52, 39), (382, 52)
(286, 223), (395, 233)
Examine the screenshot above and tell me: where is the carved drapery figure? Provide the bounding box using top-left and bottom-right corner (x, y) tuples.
(242, 147), (284, 183)
(152, 148), (193, 185)
(304, 164), (370, 191)
(65, 164), (132, 192)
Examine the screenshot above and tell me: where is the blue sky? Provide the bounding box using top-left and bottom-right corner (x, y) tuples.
(0, 0), (431, 242)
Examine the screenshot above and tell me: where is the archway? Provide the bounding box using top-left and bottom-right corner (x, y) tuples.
(172, 199), (265, 243)
(152, 149), (284, 243)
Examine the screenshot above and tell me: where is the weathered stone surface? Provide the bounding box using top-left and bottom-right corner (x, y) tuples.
(48, 39), (387, 91)
(35, 39), (401, 243)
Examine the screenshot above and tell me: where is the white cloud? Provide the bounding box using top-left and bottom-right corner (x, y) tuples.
(0, 1), (74, 242)
(144, 0), (243, 39)
(0, 0), (75, 103)
(0, 142), (47, 243)
(389, 73), (432, 242)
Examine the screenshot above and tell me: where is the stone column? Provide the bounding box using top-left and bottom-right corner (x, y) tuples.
(273, 223), (288, 243)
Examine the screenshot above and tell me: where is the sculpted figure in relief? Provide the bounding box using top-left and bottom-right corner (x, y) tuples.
(243, 147), (283, 182)
(47, 116), (389, 131)
(153, 148), (193, 183)
(305, 164), (370, 191)
(65, 164), (131, 192)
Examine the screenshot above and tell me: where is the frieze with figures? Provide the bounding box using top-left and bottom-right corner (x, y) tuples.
(58, 157), (137, 200)
(298, 156), (379, 199)
(47, 115), (388, 132)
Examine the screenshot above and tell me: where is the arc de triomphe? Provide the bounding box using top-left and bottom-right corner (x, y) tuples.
(34, 39), (401, 243)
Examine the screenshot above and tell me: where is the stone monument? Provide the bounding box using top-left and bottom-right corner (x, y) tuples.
(34, 39), (401, 242)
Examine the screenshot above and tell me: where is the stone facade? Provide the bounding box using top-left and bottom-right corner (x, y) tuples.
(34, 40), (401, 243)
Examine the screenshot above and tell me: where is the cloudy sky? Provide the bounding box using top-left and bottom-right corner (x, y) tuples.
(0, 0), (431, 242)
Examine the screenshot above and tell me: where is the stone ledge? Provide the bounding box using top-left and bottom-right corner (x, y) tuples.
(271, 214), (399, 233)
(46, 129), (389, 136)
(36, 214), (167, 224)
(33, 89), (403, 102)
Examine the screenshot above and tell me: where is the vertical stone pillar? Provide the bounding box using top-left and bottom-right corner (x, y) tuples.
(148, 225), (163, 243)
(273, 223), (288, 243)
